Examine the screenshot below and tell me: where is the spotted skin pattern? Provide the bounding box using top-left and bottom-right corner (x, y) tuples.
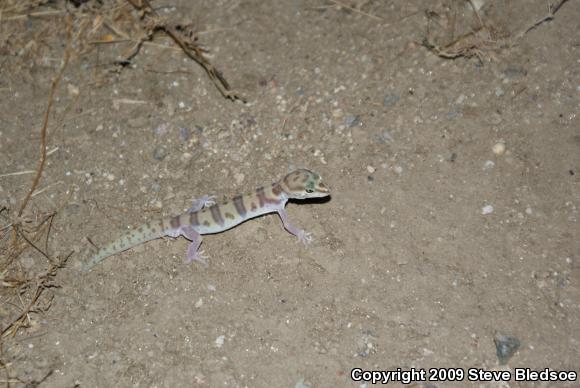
(83, 169), (330, 271)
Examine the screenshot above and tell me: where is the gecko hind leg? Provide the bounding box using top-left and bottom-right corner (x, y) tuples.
(188, 195), (216, 213)
(180, 225), (209, 265)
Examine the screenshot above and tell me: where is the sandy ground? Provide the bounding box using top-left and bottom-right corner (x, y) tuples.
(1, 0), (579, 387)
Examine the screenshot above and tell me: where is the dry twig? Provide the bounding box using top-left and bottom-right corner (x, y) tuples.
(327, 0), (383, 21)
(0, 14), (73, 381)
(1, 252), (70, 338)
(423, 0), (571, 61)
(122, 0), (244, 102)
(513, 0), (570, 40)
(17, 14), (72, 219)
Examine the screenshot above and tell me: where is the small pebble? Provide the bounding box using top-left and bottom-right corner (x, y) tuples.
(492, 142), (506, 155)
(345, 115), (361, 128)
(179, 127), (191, 141)
(483, 160), (495, 170)
(494, 333), (520, 364)
(495, 87), (505, 97)
(366, 165), (376, 174)
(447, 108), (461, 119)
(180, 152), (192, 163)
(332, 109), (343, 118)
(455, 94), (467, 104)
(215, 335), (225, 348)
(375, 131), (394, 143)
(481, 204), (494, 215)
(153, 146), (168, 161)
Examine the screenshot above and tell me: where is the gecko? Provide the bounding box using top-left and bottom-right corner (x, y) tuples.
(83, 169), (330, 271)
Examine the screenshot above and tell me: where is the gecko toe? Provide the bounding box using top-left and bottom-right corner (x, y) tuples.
(298, 231), (313, 245)
(186, 250), (209, 266)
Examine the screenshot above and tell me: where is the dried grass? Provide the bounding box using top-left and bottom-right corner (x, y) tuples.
(422, 0), (571, 62)
(0, 0), (243, 383)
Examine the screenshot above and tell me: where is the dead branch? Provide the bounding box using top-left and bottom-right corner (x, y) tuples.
(123, 0), (245, 102)
(17, 14), (72, 219)
(514, 0), (570, 40)
(423, 0), (572, 61)
(1, 252), (70, 339)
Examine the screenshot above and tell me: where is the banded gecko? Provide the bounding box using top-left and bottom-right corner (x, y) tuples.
(83, 169), (330, 271)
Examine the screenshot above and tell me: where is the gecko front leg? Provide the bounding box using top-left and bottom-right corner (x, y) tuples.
(276, 208), (313, 244)
(180, 225), (208, 265)
(188, 195), (215, 213)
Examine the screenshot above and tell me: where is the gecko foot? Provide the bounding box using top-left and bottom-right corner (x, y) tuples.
(297, 230), (313, 245)
(186, 247), (209, 266)
(188, 195), (216, 213)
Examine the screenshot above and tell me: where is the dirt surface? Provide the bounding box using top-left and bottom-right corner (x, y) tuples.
(1, 0), (579, 387)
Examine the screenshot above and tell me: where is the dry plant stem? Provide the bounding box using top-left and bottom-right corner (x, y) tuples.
(519, 0), (569, 36)
(17, 229), (50, 261)
(467, 0), (485, 30)
(16, 15), (72, 219)
(0, 356), (24, 386)
(1, 252), (70, 339)
(328, 0), (383, 21)
(422, 31), (482, 60)
(0, 171), (36, 178)
(123, 0), (244, 102)
(3, 10), (65, 21)
(424, 0), (571, 61)
(1, 210), (56, 273)
(1, 284), (44, 338)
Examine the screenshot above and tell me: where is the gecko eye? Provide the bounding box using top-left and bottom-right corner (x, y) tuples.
(305, 188), (314, 193)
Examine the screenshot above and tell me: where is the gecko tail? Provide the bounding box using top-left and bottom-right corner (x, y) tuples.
(82, 222), (167, 272)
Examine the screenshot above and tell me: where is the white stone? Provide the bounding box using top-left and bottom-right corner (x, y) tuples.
(492, 142), (506, 155)
(481, 205), (494, 215)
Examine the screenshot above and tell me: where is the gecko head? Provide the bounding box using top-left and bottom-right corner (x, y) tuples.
(280, 169), (330, 200)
